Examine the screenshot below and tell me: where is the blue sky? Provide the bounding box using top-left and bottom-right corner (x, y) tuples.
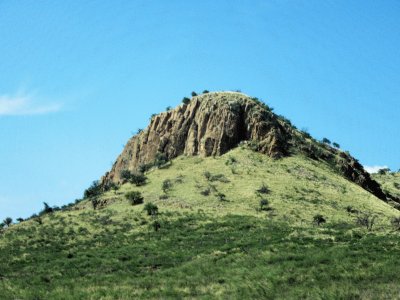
(0, 0), (399, 220)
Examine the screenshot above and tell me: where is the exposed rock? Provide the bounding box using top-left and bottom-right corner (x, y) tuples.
(101, 91), (387, 202)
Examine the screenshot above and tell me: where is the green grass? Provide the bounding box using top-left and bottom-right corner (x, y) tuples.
(1, 147), (400, 299)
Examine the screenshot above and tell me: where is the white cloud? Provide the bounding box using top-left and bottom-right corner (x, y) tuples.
(364, 165), (388, 174)
(0, 92), (62, 116)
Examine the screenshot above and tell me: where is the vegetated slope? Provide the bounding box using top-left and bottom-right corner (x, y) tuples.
(102, 92), (387, 202)
(373, 172), (400, 207)
(1, 147), (400, 299)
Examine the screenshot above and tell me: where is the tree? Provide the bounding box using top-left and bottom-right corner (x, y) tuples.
(41, 202), (53, 215)
(182, 97), (190, 105)
(84, 181), (102, 198)
(3, 217), (12, 227)
(203, 90), (209, 94)
(125, 191), (144, 205)
(313, 214), (326, 226)
(322, 138), (331, 145)
(191, 91), (197, 97)
(166, 106), (172, 111)
(378, 168), (391, 175)
(16, 218), (24, 223)
(332, 142), (340, 148)
(144, 203), (158, 216)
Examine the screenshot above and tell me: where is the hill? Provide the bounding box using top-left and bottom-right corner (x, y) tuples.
(1, 92), (399, 299)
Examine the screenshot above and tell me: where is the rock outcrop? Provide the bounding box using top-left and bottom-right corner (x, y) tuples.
(102, 91), (387, 201)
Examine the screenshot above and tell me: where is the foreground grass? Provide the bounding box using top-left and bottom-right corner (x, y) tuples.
(2, 212), (400, 299)
(1, 147), (399, 299)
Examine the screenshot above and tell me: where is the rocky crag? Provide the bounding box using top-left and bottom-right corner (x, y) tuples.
(102, 91), (388, 201)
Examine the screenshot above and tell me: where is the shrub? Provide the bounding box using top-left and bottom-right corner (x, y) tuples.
(3, 217), (12, 227)
(40, 202), (53, 215)
(333, 142), (340, 148)
(191, 91), (197, 97)
(225, 156), (237, 165)
(91, 198), (100, 210)
(203, 90), (209, 94)
(144, 203), (158, 216)
(16, 218), (24, 223)
(162, 179), (172, 193)
(378, 168), (390, 175)
(257, 183), (270, 195)
(84, 181), (102, 198)
(159, 194), (168, 200)
(204, 172), (229, 183)
(346, 206), (358, 214)
(356, 213), (376, 231)
(154, 152), (169, 168)
(125, 191), (144, 205)
(391, 217), (400, 231)
(137, 128), (143, 134)
(313, 214), (326, 226)
(182, 97), (190, 105)
(152, 221), (161, 231)
(200, 187), (210, 196)
(259, 199), (269, 211)
(166, 106), (172, 111)
(203, 171), (211, 181)
(216, 192), (227, 201)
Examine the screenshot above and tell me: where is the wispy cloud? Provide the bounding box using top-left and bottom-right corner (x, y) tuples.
(364, 165), (388, 174)
(0, 92), (62, 116)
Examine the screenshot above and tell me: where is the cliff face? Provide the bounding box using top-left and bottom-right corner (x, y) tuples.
(102, 92), (387, 201)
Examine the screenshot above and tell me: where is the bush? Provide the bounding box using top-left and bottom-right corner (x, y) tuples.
(257, 183), (270, 195)
(40, 202), (53, 215)
(313, 214), (326, 226)
(391, 217), (400, 231)
(84, 181), (102, 198)
(346, 206), (358, 214)
(356, 213), (376, 231)
(204, 172), (229, 183)
(130, 173), (147, 186)
(154, 152), (169, 168)
(91, 198), (100, 210)
(159, 194), (168, 200)
(322, 138), (331, 145)
(182, 97), (190, 105)
(203, 90), (209, 94)
(125, 191), (144, 205)
(152, 221), (161, 231)
(200, 187), (210, 196)
(166, 106), (172, 111)
(162, 179), (172, 193)
(120, 170), (147, 186)
(144, 203), (158, 216)
(216, 192), (227, 201)
(191, 91), (197, 97)
(259, 199), (269, 211)
(333, 142), (340, 148)
(203, 171), (211, 181)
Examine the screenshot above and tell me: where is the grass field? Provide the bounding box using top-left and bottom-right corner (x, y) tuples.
(1, 147), (400, 299)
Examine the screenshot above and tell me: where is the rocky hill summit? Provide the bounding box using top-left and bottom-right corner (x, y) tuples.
(102, 91), (388, 201)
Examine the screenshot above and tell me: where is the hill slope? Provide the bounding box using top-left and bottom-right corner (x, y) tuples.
(1, 147), (400, 299)
(102, 92), (387, 201)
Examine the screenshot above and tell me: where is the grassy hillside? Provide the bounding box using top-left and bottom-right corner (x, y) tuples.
(1, 146), (400, 299)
